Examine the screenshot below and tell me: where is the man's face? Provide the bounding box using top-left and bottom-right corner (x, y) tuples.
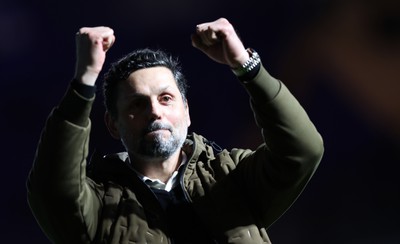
(106, 66), (191, 160)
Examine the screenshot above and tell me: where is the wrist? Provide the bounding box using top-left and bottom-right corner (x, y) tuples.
(74, 69), (99, 86)
(231, 50), (251, 69)
(231, 48), (261, 77)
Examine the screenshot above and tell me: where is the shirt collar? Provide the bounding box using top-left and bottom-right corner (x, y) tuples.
(132, 152), (187, 192)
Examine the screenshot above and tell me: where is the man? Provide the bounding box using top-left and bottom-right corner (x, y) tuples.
(27, 18), (324, 243)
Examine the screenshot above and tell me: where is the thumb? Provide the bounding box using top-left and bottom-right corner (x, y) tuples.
(191, 34), (208, 52)
(102, 35), (115, 52)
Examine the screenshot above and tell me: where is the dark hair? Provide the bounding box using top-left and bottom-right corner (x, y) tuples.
(103, 48), (188, 119)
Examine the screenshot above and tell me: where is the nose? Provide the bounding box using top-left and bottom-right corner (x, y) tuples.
(148, 99), (162, 120)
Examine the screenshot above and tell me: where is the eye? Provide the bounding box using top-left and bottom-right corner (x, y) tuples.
(160, 94), (173, 104)
(129, 98), (147, 111)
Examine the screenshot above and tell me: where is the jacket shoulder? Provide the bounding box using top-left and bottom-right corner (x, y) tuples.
(87, 152), (134, 185)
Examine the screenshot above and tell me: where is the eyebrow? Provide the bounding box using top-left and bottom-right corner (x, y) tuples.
(124, 85), (174, 99)
(155, 85), (174, 94)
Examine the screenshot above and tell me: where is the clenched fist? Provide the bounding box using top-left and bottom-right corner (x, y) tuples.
(74, 26), (115, 86)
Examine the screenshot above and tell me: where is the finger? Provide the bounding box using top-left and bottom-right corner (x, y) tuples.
(103, 35), (115, 52)
(196, 22), (213, 32)
(99, 27), (114, 38)
(196, 26), (219, 47)
(196, 18), (227, 34)
(191, 34), (207, 51)
(76, 26), (114, 39)
(95, 27), (115, 51)
(205, 28), (219, 43)
(199, 34), (213, 47)
(76, 26), (115, 51)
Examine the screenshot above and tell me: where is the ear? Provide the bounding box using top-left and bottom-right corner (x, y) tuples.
(104, 111), (120, 139)
(184, 99), (191, 127)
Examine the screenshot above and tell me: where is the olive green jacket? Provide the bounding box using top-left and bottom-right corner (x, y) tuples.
(27, 65), (324, 243)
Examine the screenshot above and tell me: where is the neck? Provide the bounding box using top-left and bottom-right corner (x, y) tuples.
(129, 150), (183, 183)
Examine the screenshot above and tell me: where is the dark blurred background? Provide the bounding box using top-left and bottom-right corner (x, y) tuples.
(1, 0), (399, 243)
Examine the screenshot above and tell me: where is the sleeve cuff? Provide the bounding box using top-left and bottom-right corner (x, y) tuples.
(57, 81), (96, 126)
(71, 79), (97, 99)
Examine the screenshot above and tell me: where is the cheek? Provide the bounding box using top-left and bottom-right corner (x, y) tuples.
(170, 109), (190, 128)
(119, 115), (141, 136)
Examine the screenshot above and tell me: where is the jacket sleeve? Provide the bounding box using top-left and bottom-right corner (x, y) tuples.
(26, 85), (104, 243)
(231, 65), (324, 228)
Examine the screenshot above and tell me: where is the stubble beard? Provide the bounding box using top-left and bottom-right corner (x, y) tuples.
(124, 121), (188, 160)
